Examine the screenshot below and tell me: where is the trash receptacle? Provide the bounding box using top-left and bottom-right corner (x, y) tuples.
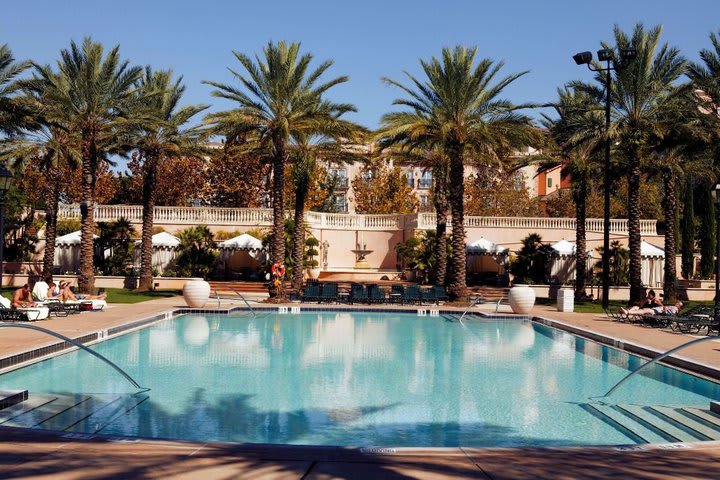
(557, 288), (574, 312)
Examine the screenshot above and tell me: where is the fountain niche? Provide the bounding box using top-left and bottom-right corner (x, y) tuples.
(352, 231), (373, 269)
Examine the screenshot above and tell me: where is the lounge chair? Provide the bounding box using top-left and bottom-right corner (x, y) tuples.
(402, 285), (422, 305)
(301, 284), (320, 303)
(604, 308), (646, 324)
(319, 283), (338, 303)
(349, 284), (368, 304)
(389, 284), (404, 304)
(0, 296), (49, 321)
(367, 284), (386, 304)
(431, 285), (448, 304)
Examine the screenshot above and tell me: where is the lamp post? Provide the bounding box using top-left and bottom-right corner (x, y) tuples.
(573, 47), (636, 309)
(0, 165), (15, 294)
(714, 184), (720, 324)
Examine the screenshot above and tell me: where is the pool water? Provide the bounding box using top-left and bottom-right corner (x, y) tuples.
(2, 311), (719, 447)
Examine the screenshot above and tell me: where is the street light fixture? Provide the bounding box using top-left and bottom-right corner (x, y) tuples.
(572, 47), (637, 309)
(0, 165), (15, 294)
(714, 184), (720, 325)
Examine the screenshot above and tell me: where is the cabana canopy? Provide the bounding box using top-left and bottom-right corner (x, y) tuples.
(466, 237), (508, 255)
(55, 230), (98, 246)
(134, 232), (181, 250)
(640, 241), (665, 258)
(218, 233), (264, 251)
(549, 240), (592, 284)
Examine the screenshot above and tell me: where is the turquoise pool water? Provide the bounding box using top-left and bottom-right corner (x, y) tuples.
(2, 311), (719, 447)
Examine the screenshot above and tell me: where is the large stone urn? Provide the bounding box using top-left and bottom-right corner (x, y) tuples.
(183, 280), (210, 308)
(508, 284), (536, 314)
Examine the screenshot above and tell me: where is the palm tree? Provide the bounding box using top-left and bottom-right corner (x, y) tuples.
(0, 44), (31, 135)
(29, 37), (142, 292)
(383, 146), (450, 286)
(205, 41), (355, 274)
(572, 24), (687, 304)
(132, 68), (208, 290)
(526, 87), (604, 299)
(288, 132), (364, 290)
(0, 124), (78, 280)
(379, 46), (538, 299)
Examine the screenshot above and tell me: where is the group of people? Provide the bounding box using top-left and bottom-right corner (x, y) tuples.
(11, 280), (106, 309)
(619, 290), (683, 316)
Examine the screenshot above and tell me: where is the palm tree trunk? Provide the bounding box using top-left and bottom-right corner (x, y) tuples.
(271, 136), (287, 265)
(662, 172), (677, 303)
(627, 157), (643, 304)
(573, 180), (587, 300)
(446, 145), (466, 300)
(432, 165), (448, 286)
(138, 157), (157, 291)
(291, 177), (308, 290)
(78, 135), (97, 293)
(42, 164), (61, 281)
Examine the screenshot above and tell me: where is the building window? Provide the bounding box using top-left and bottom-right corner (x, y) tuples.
(329, 168), (348, 188)
(406, 171), (414, 189)
(334, 194), (347, 213)
(419, 195), (429, 206)
(418, 171), (432, 189)
(547, 178), (553, 188)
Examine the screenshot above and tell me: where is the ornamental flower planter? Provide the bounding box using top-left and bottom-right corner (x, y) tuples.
(183, 280), (210, 308)
(508, 284), (535, 314)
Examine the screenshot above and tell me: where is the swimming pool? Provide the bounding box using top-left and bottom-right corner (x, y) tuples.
(1, 310), (719, 447)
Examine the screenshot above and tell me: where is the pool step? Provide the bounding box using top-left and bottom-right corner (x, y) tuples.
(0, 394), (57, 424)
(586, 402), (720, 444)
(3, 393), (92, 429)
(65, 394), (149, 434)
(583, 403), (668, 443)
(1, 393), (149, 435)
(0, 389), (28, 409)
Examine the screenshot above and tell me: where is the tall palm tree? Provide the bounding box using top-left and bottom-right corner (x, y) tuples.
(0, 123), (78, 280)
(572, 24), (687, 304)
(132, 68), (208, 291)
(379, 46), (538, 299)
(205, 41), (355, 271)
(288, 131), (364, 290)
(527, 87), (604, 299)
(28, 37), (142, 292)
(0, 44), (31, 135)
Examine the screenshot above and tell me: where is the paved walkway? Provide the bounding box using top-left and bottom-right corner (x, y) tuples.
(2, 297), (720, 479)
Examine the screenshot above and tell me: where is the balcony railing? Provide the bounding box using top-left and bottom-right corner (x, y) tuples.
(417, 179), (432, 189)
(57, 204), (657, 235)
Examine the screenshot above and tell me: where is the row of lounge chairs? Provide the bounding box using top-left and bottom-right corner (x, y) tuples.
(605, 305), (719, 335)
(0, 295), (102, 323)
(300, 283), (449, 305)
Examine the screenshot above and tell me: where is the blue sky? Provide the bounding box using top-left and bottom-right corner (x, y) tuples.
(3, 0), (720, 129)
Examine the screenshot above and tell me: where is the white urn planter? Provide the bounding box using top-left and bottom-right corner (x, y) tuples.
(308, 268), (321, 280)
(508, 284), (536, 314)
(183, 280), (210, 308)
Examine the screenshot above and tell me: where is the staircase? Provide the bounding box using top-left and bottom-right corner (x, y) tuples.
(583, 403), (720, 443)
(208, 281), (267, 295)
(0, 392), (149, 435)
(468, 286), (509, 302)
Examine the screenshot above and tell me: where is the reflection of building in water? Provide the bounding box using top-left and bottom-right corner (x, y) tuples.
(123, 318), (269, 368)
(302, 313), (395, 365)
(462, 321), (535, 361)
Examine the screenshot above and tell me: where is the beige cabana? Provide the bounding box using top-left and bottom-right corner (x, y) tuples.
(133, 232), (181, 275)
(549, 239), (594, 285)
(54, 230), (98, 274)
(217, 233), (267, 279)
(641, 241), (664, 288)
(466, 237), (509, 274)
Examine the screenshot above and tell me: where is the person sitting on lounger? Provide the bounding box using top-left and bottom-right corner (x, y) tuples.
(620, 301), (683, 316)
(58, 282), (106, 302)
(12, 284), (38, 308)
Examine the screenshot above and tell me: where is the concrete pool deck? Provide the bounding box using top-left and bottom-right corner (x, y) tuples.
(2, 296), (720, 479)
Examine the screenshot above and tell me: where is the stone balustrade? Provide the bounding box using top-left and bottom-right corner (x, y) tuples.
(56, 204), (657, 235)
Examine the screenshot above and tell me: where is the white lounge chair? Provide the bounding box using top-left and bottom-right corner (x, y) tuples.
(0, 296), (50, 321)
